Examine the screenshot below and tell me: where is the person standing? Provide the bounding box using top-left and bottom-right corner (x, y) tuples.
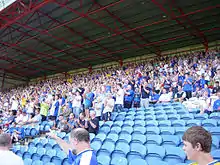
(47, 128), (98, 165)
(0, 133), (24, 165)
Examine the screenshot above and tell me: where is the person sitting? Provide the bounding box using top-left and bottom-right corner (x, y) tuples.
(9, 122), (24, 144)
(75, 112), (86, 129)
(85, 111), (99, 135)
(150, 90), (160, 104)
(174, 86), (186, 103)
(212, 90), (220, 112)
(66, 113), (77, 130)
(24, 108), (42, 125)
(182, 126), (220, 165)
(158, 88), (171, 103)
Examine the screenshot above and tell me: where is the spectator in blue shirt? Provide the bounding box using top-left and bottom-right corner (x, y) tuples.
(124, 85), (134, 109)
(213, 90), (220, 112)
(47, 128), (98, 165)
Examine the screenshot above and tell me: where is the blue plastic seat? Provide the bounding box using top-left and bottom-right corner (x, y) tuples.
(194, 113), (208, 120)
(91, 139), (102, 151)
(129, 158), (148, 165)
(51, 156), (62, 165)
(146, 120), (158, 127)
(133, 126), (146, 134)
(129, 141), (147, 158)
(52, 144), (62, 152)
(177, 110), (188, 115)
(97, 155), (111, 165)
(180, 114), (194, 120)
(168, 114), (181, 121)
(106, 132), (118, 142)
(111, 156), (127, 165)
(158, 120), (171, 127)
(124, 115), (135, 121)
(123, 119), (134, 125)
(96, 132), (107, 142)
(46, 149), (56, 157)
(146, 127), (160, 135)
(165, 110), (176, 115)
(135, 115), (145, 120)
(27, 147), (37, 155)
(145, 135), (162, 145)
(161, 135), (180, 147)
(113, 121), (123, 127)
(101, 139), (115, 153)
(202, 119), (217, 127)
(62, 158), (70, 165)
(160, 127), (175, 135)
(209, 112), (220, 120)
(99, 125), (111, 134)
(56, 150), (67, 159)
(31, 153), (41, 161)
(111, 126), (121, 134)
(127, 111), (136, 116)
(118, 131), (132, 143)
(134, 120), (146, 127)
(121, 126), (133, 134)
(41, 154), (51, 164)
(132, 132), (146, 144)
(136, 111), (145, 115)
(145, 145), (165, 163)
(210, 127), (220, 139)
(164, 147), (186, 164)
(211, 149), (220, 159)
(115, 140), (130, 155)
(104, 121), (114, 127)
(24, 158), (32, 165)
(175, 127), (187, 136)
(150, 160), (169, 165)
(156, 114), (168, 121)
(89, 133), (95, 141)
(145, 115), (156, 121)
(212, 136), (220, 150)
(186, 120), (201, 127)
(32, 160), (43, 165)
(145, 111), (155, 116)
(44, 143), (53, 150)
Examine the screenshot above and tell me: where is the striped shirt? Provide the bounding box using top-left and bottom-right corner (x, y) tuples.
(68, 149), (98, 165)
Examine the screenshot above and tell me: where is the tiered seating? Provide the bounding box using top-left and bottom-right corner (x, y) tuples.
(93, 103), (220, 165)
(12, 137), (69, 165)
(12, 102), (220, 165)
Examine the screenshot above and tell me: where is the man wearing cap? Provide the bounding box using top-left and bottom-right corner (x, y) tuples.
(0, 133), (24, 165)
(47, 128), (98, 165)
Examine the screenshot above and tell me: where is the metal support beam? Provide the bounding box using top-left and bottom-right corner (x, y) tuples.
(55, 1), (154, 56)
(91, 0), (162, 55)
(0, 0), (53, 30)
(0, 3), (217, 65)
(171, 1), (209, 51)
(151, 0), (209, 51)
(1, 71), (5, 89)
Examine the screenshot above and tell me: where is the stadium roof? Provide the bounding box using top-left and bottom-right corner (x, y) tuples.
(0, 0), (220, 87)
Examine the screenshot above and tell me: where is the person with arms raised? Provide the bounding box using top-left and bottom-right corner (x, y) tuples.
(47, 128), (98, 165)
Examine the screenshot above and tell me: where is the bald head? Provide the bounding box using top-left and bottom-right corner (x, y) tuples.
(70, 128), (90, 143)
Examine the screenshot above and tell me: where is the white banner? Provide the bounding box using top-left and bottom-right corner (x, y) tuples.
(0, 0), (16, 11)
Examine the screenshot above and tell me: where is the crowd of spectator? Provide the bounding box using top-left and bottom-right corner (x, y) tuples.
(0, 49), (219, 142)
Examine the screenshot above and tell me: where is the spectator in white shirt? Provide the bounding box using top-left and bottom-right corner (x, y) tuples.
(72, 91), (82, 118)
(159, 88), (172, 103)
(102, 93), (115, 121)
(114, 83), (124, 112)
